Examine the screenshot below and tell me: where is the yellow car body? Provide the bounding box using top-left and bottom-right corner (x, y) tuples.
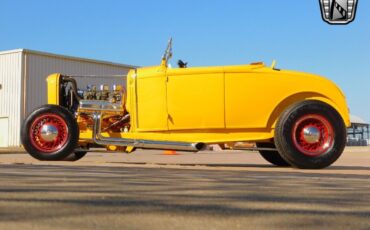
(46, 63), (349, 145)
(126, 63), (350, 142)
(22, 40), (349, 168)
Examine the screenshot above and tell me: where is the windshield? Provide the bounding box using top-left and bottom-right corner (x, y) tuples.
(161, 38), (173, 65)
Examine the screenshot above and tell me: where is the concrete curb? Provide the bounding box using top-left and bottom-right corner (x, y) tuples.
(0, 147), (26, 154)
(0, 146), (368, 154)
(344, 146), (370, 153)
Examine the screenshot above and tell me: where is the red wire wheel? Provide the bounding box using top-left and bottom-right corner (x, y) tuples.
(29, 114), (69, 153)
(274, 100), (347, 169)
(21, 105), (79, 161)
(292, 114), (334, 157)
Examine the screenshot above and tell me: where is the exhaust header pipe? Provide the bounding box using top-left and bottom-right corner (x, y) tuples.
(92, 113), (205, 152)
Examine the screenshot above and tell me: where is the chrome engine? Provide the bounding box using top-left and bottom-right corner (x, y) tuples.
(79, 84), (124, 103)
(77, 84), (128, 133)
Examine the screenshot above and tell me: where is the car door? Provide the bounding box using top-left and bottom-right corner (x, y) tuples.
(166, 67), (225, 130)
(135, 68), (168, 131)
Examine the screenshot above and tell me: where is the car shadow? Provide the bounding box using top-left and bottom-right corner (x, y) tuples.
(0, 164), (369, 228)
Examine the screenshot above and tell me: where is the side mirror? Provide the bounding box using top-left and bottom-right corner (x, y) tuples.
(178, 60), (188, 68)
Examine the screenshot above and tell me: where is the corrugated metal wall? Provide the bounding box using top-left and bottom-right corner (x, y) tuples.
(0, 51), (23, 147)
(25, 52), (130, 118)
(0, 49), (133, 147)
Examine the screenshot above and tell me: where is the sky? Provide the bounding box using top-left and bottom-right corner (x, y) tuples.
(0, 0), (369, 122)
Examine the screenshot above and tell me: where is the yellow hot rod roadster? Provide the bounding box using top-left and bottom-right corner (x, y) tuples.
(21, 39), (350, 169)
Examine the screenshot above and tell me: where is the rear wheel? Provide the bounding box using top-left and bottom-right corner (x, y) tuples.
(21, 105), (79, 161)
(256, 142), (290, 167)
(274, 100), (347, 169)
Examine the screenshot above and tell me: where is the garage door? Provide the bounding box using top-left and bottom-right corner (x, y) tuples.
(0, 117), (9, 147)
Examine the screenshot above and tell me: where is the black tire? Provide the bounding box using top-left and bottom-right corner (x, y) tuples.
(21, 104), (79, 161)
(63, 151), (87, 161)
(256, 142), (291, 167)
(274, 100), (347, 169)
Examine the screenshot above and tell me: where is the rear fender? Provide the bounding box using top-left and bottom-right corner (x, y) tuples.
(267, 92), (350, 129)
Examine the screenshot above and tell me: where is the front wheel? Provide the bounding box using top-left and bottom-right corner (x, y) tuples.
(274, 100), (347, 169)
(21, 105), (79, 161)
(256, 142), (290, 167)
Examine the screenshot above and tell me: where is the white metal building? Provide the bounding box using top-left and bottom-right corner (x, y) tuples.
(0, 49), (135, 147)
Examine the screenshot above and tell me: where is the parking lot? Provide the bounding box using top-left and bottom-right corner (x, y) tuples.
(0, 147), (369, 229)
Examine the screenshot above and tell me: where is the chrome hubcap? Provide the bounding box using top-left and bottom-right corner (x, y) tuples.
(40, 124), (59, 142)
(302, 126), (321, 144)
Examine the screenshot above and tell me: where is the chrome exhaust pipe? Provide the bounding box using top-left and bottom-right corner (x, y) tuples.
(92, 113), (205, 151)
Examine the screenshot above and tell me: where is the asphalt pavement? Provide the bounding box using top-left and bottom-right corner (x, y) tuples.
(0, 147), (369, 229)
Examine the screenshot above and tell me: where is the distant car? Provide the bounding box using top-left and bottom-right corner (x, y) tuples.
(21, 39), (350, 169)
